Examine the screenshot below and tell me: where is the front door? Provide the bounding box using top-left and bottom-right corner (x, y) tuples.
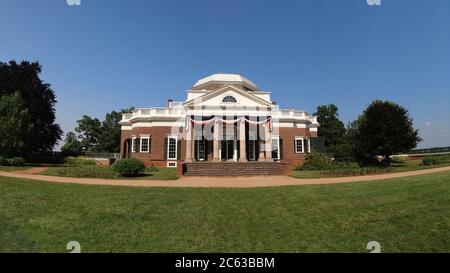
(195, 139), (206, 161)
(221, 140), (234, 161)
(248, 140), (257, 161)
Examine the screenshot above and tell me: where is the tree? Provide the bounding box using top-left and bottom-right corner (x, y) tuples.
(0, 93), (33, 157)
(314, 104), (346, 148)
(61, 132), (82, 153)
(330, 119), (362, 162)
(357, 100), (421, 165)
(75, 115), (102, 152)
(98, 107), (134, 152)
(0, 61), (62, 152)
(74, 107), (133, 153)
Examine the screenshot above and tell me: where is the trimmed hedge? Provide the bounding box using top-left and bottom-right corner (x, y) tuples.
(298, 153), (335, 171)
(65, 156), (97, 166)
(0, 157), (26, 166)
(391, 156), (407, 164)
(421, 154), (450, 166)
(112, 158), (146, 177)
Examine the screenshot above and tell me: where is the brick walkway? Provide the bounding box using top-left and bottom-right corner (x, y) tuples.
(0, 166), (449, 188)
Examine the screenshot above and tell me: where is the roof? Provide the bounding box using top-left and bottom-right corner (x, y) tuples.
(192, 73), (259, 91)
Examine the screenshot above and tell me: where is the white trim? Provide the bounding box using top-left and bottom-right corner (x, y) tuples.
(131, 137), (137, 153)
(167, 136), (178, 160)
(140, 137), (150, 153)
(167, 161), (177, 168)
(295, 137), (304, 154)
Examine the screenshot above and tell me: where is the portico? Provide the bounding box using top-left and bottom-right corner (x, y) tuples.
(184, 116), (273, 163)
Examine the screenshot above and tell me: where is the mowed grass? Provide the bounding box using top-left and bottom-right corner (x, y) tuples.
(292, 159), (450, 179)
(0, 172), (449, 253)
(40, 165), (178, 180)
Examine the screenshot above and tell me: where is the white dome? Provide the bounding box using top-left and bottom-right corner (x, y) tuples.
(193, 73), (259, 91)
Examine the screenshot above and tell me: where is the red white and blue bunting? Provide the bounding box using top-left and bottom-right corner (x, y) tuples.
(185, 116), (273, 132)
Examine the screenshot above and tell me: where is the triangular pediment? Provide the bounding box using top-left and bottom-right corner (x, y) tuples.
(184, 85), (272, 108)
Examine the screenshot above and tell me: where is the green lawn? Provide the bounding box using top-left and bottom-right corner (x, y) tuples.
(0, 166), (31, 172)
(292, 160), (450, 179)
(0, 171), (449, 252)
(39, 165), (179, 180)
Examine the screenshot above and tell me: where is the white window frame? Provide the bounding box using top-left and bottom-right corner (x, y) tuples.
(167, 136), (178, 160)
(140, 137), (150, 153)
(295, 137), (304, 154)
(272, 136), (280, 160)
(131, 137), (137, 153)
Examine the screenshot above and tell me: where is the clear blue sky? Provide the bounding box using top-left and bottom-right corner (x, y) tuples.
(1, 0), (449, 148)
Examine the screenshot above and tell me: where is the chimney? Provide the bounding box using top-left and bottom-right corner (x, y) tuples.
(168, 99), (173, 108)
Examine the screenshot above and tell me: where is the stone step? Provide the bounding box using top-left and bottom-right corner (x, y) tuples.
(183, 162), (287, 176)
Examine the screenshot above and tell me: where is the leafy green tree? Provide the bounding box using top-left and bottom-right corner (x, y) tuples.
(330, 119), (361, 162)
(314, 104), (346, 148)
(61, 132), (82, 153)
(99, 107), (134, 152)
(75, 115), (102, 152)
(74, 107), (134, 153)
(0, 61), (62, 152)
(0, 93), (33, 157)
(357, 100), (421, 165)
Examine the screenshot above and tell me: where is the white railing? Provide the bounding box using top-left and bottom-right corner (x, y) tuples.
(121, 108), (318, 124)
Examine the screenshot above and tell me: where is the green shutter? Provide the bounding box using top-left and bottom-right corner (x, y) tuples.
(148, 137), (152, 154)
(177, 140), (181, 160)
(280, 139), (284, 160)
(163, 138), (168, 160)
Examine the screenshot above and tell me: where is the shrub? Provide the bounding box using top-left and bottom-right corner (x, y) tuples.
(335, 161), (360, 169)
(390, 156), (407, 164)
(42, 166), (116, 179)
(11, 157), (26, 166)
(65, 156), (97, 166)
(147, 164), (159, 173)
(299, 153), (335, 171)
(420, 154), (450, 166)
(0, 156), (25, 166)
(112, 158), (146, 177)
(320, 167), (391, 177)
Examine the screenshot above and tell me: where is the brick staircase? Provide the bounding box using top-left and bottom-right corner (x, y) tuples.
(183, 162), (287, 176)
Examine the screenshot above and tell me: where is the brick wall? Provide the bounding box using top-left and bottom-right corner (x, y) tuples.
(121, 126), (317, 168)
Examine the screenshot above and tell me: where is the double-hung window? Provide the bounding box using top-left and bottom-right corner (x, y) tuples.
(167, 136), (178, 160)
(140, 137), (151, 153)
(295, 138), (304, 153)
(295, 138), (311, 154)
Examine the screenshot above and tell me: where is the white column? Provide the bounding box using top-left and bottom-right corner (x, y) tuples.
(239, 119), (247, 162)
(213, 119), (220, 162)
(185, 121), (193, 163)
(264, 123), (272, 162)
